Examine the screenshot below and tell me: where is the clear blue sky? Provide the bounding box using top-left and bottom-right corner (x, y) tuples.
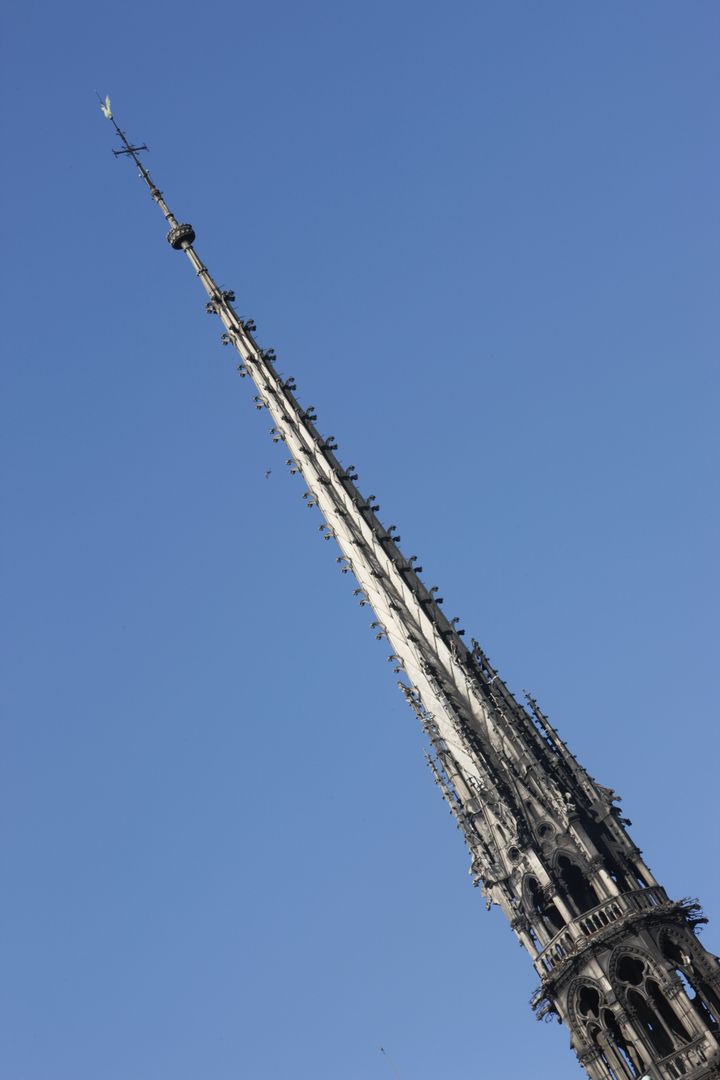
(1, 3), (718, 1078)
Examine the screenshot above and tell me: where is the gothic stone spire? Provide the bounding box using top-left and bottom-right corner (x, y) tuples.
(103, 108), (720, 1080)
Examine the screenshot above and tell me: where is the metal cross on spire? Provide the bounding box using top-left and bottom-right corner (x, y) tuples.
(97, 92), (189, 245)
(101, 100), (720, 1080)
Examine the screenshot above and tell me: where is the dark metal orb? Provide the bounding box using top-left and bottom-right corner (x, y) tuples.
(166, 223), (196, 249)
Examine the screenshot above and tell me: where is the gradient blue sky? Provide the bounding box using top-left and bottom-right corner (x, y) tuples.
(2, 3), (718, 1078)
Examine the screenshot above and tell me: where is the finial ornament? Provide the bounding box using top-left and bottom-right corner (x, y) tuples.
(98, 99), (196, 251)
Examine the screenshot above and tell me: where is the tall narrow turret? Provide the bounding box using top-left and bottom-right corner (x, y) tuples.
(102, 106), (720, 1080)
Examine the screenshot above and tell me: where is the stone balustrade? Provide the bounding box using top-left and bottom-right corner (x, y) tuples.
(535, 886), (669, 976)
(655, 1035), (711, 1079)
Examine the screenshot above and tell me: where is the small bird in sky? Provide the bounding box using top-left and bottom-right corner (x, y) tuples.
(265, 469), (272, 479)
(99, 94), (112, 120)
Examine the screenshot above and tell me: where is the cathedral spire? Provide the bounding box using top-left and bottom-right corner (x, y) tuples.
(102, 106), (720, 1080)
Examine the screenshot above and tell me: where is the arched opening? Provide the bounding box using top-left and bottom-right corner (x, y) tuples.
(627, 988), (674, 1058)
(587, 1024), (622, 1080)
(603, 1009), (644, 1078)
(630, 861), (653, 889)
(578, 986), (601, 1020)
(616, 955), (645, 987)
(578, 990), (643, 1080)
(526, 924), (541, 951)
(662, 938), (690, 967)
(526, 875), (564, 937)
(556, 855), (600, 915)
(692, 973), (718, 1026)
(647, 979), (690, 1042)
(661, 935), (720, 1027)
(614, 952), (693, 1060)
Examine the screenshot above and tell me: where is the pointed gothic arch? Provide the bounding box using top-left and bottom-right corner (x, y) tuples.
(567, 978), (645, 1079)
(523, 873), (564, 938)
(658, 928), (720, 1029)
(609, 945), (693, 1062)
(552, 851), (600, 915)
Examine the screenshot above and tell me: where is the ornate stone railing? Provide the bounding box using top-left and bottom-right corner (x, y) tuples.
(535, 886), (669, 976)
(654, 1035), (712, 1079)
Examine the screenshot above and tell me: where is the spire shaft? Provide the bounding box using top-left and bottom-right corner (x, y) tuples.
(104, 109), (720, 1080)
(103, 108), (611, 840)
